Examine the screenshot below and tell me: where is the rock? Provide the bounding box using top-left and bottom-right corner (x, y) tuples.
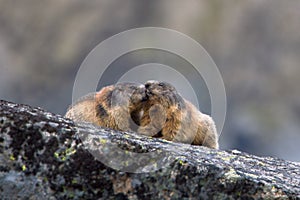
(0, 99), (299, 199)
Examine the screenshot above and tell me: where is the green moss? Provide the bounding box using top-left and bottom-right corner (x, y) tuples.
(54, 147), (76, 161)
(22, 164), (27, 171)
(99, 138), (107, 144)
(54, 152), (59, 159)
(65, 147), (76, 156)
(178, 159), (186, 166)
(224, 167), (240, 181)
(9, 155), (15, 161)
(72, 179), (78, 184)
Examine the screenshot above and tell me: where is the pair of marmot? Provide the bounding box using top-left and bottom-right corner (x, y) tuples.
(65, 81), (219, 149)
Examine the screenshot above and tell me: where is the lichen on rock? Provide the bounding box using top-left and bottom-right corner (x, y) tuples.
(0, 100), (300, 199)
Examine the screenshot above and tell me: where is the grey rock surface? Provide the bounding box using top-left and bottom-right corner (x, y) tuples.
(0, 99), (300, 199)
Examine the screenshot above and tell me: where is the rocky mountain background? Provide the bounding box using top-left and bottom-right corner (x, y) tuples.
(0, 0), (300, 162)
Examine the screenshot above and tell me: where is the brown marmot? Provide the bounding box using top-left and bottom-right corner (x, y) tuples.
(65, 81), (219, 149)
(65, 82), (146, 132)
(137, 80), (219, 149)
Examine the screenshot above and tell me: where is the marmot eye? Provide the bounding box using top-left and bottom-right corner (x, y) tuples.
(158, 83), (164, 87)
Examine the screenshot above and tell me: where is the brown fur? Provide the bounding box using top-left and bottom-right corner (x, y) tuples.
(65, 81), (219, 149)
(65, 82), (146, 132)
(137, 80), (219, 149)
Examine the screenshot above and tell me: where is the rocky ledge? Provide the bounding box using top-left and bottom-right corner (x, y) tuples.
(0, 100), (299, 199)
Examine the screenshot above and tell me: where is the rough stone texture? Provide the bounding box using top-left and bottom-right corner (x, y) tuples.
(0, 99), (300, 199)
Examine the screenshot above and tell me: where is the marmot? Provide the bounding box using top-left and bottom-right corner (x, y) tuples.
(137, 80), (219, 149)
(65, 81), (218, 149)
(65, 82), (146, 132)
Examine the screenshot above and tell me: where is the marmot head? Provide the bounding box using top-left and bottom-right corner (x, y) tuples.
(109, 82), (147, 128)
(144, 80), (185, 109)
(96, 82), (146, 112)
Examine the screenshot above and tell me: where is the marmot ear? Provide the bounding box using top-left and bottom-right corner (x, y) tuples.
(158, 82), (165, 87)
(175, 94), (186, 110)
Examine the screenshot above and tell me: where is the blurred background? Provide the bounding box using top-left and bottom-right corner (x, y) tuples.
(0, 0), (300, 162)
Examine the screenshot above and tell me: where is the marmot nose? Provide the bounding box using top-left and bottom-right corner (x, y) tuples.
(145, 80), (158, 89)
(142, 95), (148, 101)
(145, 83), (151, 89)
